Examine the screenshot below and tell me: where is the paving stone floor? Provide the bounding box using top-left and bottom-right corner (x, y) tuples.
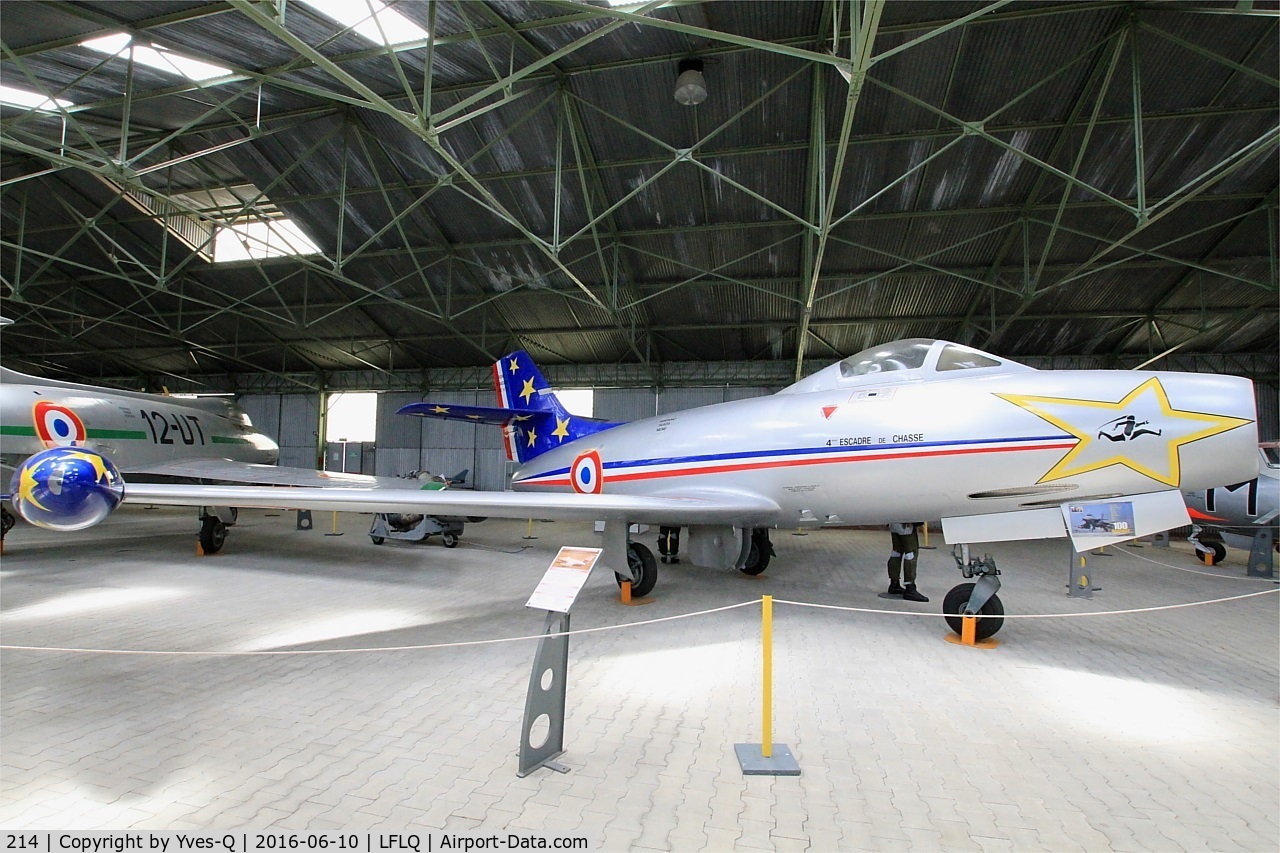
(2, 507), (1277, 850)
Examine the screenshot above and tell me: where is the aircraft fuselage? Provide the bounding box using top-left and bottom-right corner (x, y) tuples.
(0, 367), (278, 484)
(512, 369), (1259, 528)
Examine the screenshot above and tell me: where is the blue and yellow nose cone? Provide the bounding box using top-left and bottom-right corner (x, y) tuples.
(10, 447), (124, 531)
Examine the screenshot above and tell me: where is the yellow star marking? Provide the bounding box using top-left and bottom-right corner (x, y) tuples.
(526, 428), (538, 447)
(520, 377), (536, 404)
(467, 415), (481, 420)
(62, 450), (111, 484)
(508, 356), (520, 374)
(997, 378), (1252, 487)
(514, 415), (532, 422)
(552, 416), (571, 442)
(17, 462), (49, 511)
(432, 405), (450, 414)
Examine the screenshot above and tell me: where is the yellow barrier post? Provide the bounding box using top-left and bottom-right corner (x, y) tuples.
(762, 594), (773, 758)
(324, 511), (343, 537)
(523, 519), (537, 540)
(734, 595), (800, 775)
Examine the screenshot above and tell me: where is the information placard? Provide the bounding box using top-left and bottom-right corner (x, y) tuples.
(526, 546), (602, 612)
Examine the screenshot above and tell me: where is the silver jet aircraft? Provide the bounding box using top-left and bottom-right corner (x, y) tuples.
(0, 365), (417, 552)
(9, 339), (1260, 639)
(1181, 442), (1279, 564)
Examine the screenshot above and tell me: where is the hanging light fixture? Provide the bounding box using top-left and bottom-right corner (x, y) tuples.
(673, 58), (707, 106)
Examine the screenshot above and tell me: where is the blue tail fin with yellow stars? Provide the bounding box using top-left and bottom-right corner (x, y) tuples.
(396, 350), (622, 463)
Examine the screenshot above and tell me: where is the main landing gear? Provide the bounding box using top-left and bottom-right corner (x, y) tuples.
(943, 544), (1005, 640)
(615, 541), (658, 598)
(740, 528), (774, 576)
(198, 507), (237, 555)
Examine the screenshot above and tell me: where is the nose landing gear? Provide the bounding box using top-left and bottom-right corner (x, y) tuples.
(943, 545), (1005, 640)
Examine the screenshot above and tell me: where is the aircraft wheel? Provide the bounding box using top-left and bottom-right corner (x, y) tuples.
(199, 517), (227, 554)
(740, 529), (772, 575)
(467, 516), (488, 523)
(1195, 541), (1227, 565)
(370, 536), (385, 545)
(942, 582), (1004, 640)
(616, 542), (658, 597)
(442, 533), (459, 548)
(1, 506), (14, 537)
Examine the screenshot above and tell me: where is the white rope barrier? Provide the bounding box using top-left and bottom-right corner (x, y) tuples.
(0, 600), (760, 657)
(1114, 542), (1280, 581)
(774, 587), (1278, 619)
(2, 570), (1275, 656)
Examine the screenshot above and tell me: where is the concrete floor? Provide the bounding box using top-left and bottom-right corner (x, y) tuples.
(2, 506), (1277, 850)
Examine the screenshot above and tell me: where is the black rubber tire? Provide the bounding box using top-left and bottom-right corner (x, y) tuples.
(370, 536), (385, 545)
(615, 542), (658, 597)
(1, 506), (14, 537)
(199, 517), (227, 554)
(442, 533), (459, 548)
(943, 582), (1004, 640)
(1195, 541), (1227, 565)
(466, 516), (488, 523)
(740, 528), (773, 576)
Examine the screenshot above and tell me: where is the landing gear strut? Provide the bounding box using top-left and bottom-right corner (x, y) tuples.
(615, 541), (658, 597)
(740, 528), (774, 576)
(943, 545), (1005, 640)
(199, 516), (227, 554)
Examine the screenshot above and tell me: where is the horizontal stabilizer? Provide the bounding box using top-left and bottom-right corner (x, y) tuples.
(398, 402), (539, 426)
(400, 350), (624, 464)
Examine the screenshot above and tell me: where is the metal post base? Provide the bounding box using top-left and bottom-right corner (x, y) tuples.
(735, 743), (801, 776)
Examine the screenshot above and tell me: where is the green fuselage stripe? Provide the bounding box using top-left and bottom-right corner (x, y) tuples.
(0, 425), (37, 437)
(89, 429), (148, 439)
(211, 435), (252, 444)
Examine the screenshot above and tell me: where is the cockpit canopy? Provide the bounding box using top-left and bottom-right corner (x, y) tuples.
(781, 339), (1032, 394)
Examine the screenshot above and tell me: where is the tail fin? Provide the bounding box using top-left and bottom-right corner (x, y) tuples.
(398, 350), (621, 464)
(491, 350), (619, 462)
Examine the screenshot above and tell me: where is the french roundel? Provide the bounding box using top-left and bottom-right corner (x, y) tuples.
(34, 401), (87, 448)
(570, 450), (604, 495)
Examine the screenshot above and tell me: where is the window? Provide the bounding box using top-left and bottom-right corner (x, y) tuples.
(0, 85), (74, 112)
(556, 389), (594, 418)
(936, 344), (1002, 372)
(81, 34), (232, 82)
(298, 0), (429, 47)
(213, 218), (321, 262)
(326, 393), (377, 443)
(839, 339), (932, 378)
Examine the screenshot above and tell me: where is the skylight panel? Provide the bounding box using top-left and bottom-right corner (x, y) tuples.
(213, 218), (322, 263)
(0, 84), (74, 112)
(299, 0), (429, 46)
(81, 33), (232, 82)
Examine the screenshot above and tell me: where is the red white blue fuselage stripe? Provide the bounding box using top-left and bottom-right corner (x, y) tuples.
(514, 434), (1076, 489)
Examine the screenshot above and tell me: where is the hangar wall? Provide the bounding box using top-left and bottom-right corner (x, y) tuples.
(234, 386), (773, 486)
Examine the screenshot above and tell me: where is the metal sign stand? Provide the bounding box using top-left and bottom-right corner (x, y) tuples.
(1246, 528), (1275, 579)
(518, 611), (571, 777)
(1067, 547), (1093, 598)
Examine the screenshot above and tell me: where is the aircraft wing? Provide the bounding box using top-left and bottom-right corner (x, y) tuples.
(121, 482), (783, 526)
(125, 458), (422, 490)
